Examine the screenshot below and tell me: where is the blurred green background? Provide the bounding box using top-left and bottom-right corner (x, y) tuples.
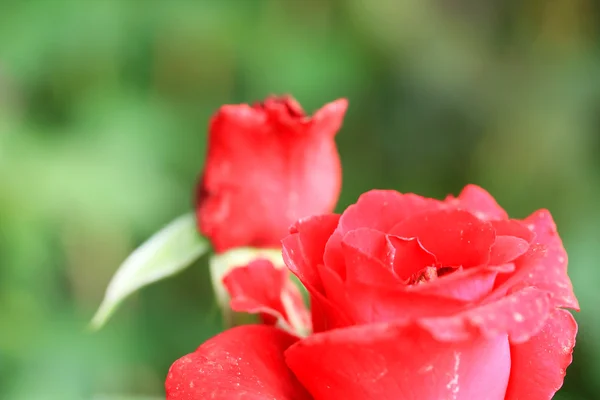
(0, 0), (598, 398)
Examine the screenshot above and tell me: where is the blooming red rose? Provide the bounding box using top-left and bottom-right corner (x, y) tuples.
(167, 185), (578, 399)
(196, 96), (348, 253)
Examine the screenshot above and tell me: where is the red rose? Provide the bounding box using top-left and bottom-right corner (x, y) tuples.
(196, 96), (348, 253)
(167, 185), (578, 399)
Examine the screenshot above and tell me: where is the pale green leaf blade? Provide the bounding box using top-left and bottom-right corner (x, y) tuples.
(89, 212), (208, 331)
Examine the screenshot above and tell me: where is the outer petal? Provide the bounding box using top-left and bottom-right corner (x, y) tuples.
(390, 210), (496, 268)
(282, 214), (350, 332)
(311, 98), (348, 137)
(505, 308), (577, 399)
(166, 325), (311, 400)
(445, 184), (508, 221)
(342, 283), (467, 324)
(419, 287), (553, 344)
(197, 96), (346, 253)
(282, 214), (340, 293)
(490, 219), (535, 243)
(285, 323), (510, 400)
(490, 244), (547, 300)
(308, 291), (352, 333)
(323, 190), (444, 278)
(336, 190), (443, 233)
(488, 236), (529, 266)
(517, 209), (579, 310)
(223, 259), (311, 332)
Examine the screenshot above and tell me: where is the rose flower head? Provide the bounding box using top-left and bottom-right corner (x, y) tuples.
(168, 185), (578, 400)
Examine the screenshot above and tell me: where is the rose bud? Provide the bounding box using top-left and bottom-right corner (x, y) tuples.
(196, 96), (348, 253)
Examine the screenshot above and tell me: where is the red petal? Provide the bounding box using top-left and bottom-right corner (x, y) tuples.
(388, 236), (438, 280)
(316, 263), (347, 304)
(323, 190), (444, 279)
(445, 184), (508, 221)
(343, 283), (467, 324)
(488, 236), (529, 265)
(305, 264), (354, 331)
(505, 309), (577, 399)
(197, 97), (346, 253)
(338, 190), (443, 233)
(390, 210), (496, 268)
(282, 215), (350, 333)
(407, 264), (513, 302)
(308, 291), (352, 333)
(517, 209), (579, 310)
(223, 259), (310, 331)
(491, 219), (535, 242)
(419, 287), (553, 343)
(257, 95), (307, 123)
(341, 229), (398, 285)
(282, 214), (340, 294)
(490, 244), (547, 299)
(319, 235), (467, 325)
(285, 323), (510, 400)
(166, 325), (311, 400)
(312, 98), (348, 137)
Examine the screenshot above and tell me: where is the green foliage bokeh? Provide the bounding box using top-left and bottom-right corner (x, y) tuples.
(1, 1), (599, 399)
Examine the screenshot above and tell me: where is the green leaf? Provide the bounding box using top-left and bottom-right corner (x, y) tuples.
(209, 247), (284, 328)
(89, 213), (209, 331)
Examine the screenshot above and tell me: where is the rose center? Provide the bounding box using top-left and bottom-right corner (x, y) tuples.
(407, 266), (457, 285)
